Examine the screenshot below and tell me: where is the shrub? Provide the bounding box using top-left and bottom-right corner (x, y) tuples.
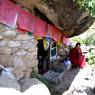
(87, 49), (95, 65)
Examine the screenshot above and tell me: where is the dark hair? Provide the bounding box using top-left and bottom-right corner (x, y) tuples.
(76, 42), (81, 46)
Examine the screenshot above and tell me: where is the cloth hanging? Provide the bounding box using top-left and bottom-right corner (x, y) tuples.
(17, 27), (28, 34)
(17, 8), (36, 33)
(34, 17), (46, 37)
(47, 24), (58, 41)
(0, 0), (18, 27)
(52, 27), (58, 41)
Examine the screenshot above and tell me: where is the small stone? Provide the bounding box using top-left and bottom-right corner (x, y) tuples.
(13, 57), (25, 68)
(0, 47), (11, 54)
(8, 41), (21, 47)
(0, 54), (13, 67)
(21, 42), (35, 49)
(3, 30), (17, 39)
(21, 41), (29, 44)
(16, 34), (32, 41)
(43, 70), (64, 84)
(0, 76), (20, 91)
(0, 40), (7, 47)
(15, 50), (27, 56)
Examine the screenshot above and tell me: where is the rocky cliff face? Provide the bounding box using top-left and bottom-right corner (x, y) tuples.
(10, 0), (94, 37)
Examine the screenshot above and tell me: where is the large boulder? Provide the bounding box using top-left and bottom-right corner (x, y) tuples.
(0, 88), (21, 95)
(0, 78), (51, 95)
(0, 76), (20, 91)
(19, 78), (51, 95)
(11, 0), (94, 37)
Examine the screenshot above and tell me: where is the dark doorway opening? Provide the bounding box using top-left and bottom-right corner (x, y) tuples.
(37, 39), (50, 75)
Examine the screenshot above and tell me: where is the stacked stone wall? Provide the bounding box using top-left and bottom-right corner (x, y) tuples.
(0, 23), (38, 79)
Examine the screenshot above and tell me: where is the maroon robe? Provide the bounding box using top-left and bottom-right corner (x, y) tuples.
(69, 47), (86, 68)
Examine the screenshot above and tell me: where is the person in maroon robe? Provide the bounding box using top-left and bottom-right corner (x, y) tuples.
(69, 43), (86, 68)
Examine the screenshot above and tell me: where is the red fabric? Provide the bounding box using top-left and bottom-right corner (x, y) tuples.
(47, 24), (58, 41)
(0, 0), (18, 27)
(52, 27), (58, 41)
(17, 27), (27, 34)
(34, 18), (46, 37)
(79, 55), (86, 68)
(17, 8), (36, 33)
(47, 24), (53, 38)
(0, 0), (2, 11)
(69, 47), (86, 68)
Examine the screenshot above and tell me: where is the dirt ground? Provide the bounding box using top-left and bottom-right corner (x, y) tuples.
(19, 63), (95, 95)
(51, 64), (95, 95)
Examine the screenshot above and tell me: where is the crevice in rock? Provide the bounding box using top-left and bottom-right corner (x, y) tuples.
(34, 7), (55, 26)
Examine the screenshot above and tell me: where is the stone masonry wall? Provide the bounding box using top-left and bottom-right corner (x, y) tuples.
(0, 23), (38, 79)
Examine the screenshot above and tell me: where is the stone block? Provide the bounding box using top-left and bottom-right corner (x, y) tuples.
(14, 71), (25, 80)
(26, 60), (38, 69)
(0, 40), (7, 47)
(13, 57), (25, 68)
(15, 50), (27, 56)
(0, 76), (20, 91)
(3, 30), (17, 39)
(24, 69), (32, 78)
(0, 47), (11, 54)
(13, 57), (34, 79)
(16, 34), (32, 41)
(13, 67), (32, 79)
(0, 54), (13, 67)
(21, 42), (36, 49)
(8, 41), (21, 47)
(21, 51), (37, 60)
(43, 70), (64, 84)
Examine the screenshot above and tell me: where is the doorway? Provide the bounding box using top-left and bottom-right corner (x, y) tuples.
(37, 39), (50, 74)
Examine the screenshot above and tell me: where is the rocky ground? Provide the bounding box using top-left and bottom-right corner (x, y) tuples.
(0, 64), (95, 95)
(0, 76), (51, 95)
(54, 64), (95, 95)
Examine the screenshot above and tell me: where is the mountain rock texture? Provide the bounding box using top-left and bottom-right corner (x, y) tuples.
(11, 0), (94, 37)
